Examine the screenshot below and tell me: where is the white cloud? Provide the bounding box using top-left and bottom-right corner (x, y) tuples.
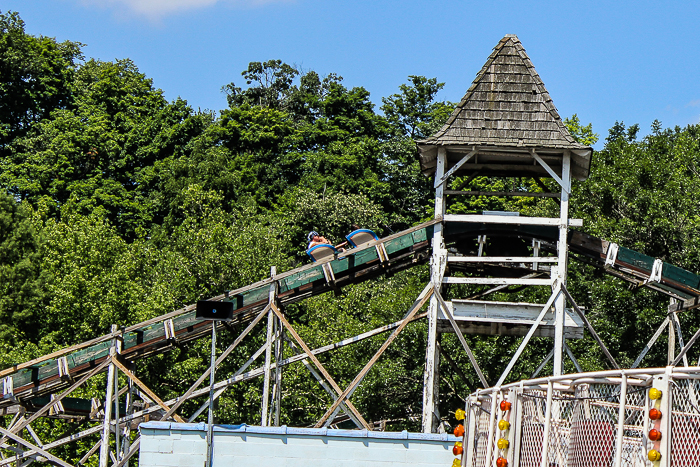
(80, 0), (292, 20)
(686, 99), (700, 108)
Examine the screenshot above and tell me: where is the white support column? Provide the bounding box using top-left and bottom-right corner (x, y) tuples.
(540, 380), (554, 467)
(261, 267), (277, 426)
(121, 363), (135, 467)
(668, 309), (676, 365)
(272, 315), (283, 426)
(553, 151), (571, 376)
(99, 325), (118, 467)
(613, 372), (627, 467)
(484, 391), (499, 467)
(464, 396), (478, 467)
(423, 146), (447, 433)
(511, 385), (524, 467)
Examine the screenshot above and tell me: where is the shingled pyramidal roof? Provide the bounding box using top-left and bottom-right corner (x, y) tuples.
(417, 35), (592, 181)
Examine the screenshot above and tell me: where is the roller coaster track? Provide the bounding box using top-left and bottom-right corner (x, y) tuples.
(2, 217), (699, 417)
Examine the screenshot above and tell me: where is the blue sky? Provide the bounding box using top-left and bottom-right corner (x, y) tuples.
(5, 0), (700, 148)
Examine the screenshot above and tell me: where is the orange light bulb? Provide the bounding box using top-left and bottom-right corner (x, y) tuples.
(496, 457), (508, 467)
(453, 441), (464, 456)
(649, 429), (662, 441)
(500, 400), (512, 411)
(454, 424), (465, 437)
(649, 408), (662, 420)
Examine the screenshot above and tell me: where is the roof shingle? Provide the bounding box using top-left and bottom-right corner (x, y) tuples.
(417, 35), (592, 181)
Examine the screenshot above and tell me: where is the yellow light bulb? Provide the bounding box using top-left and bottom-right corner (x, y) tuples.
(452, 459), (462, 467)
(455, 408), (466, 420)
(649, 388), (662, 400)
(497, 438), (509, 450)
(498, 419), (510, 431)
(648, 449), (661, 462)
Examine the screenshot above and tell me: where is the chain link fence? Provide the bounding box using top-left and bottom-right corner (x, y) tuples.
(463, 368), (700, 467)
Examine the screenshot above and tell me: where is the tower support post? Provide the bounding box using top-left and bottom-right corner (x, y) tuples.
(553, 151), (571, 376)
(423, 147), (447, 433)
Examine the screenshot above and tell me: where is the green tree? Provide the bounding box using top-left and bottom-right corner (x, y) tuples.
(1, 58), (210, 237)
(381, 75), (453, 139)
(0, 11), (83, 149)
(0, 190), (45, 346)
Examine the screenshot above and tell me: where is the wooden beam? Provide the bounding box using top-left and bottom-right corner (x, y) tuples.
(495, 286), (562, 387)
(0, 358), (111, 448)
(433, 287), (488, 387)
(530, 149), (567, 193)
(447, 256), (558, 263)
(445, 190), (560, 198)
(443, 277), (553, 286)
(285, 339), (364, 429)
(0, 426), (74, 467)
(315, 284), (434, 428)
(435, 148), (477, 188)
(560, 285), (620, 369)
(444, 214), (582, 227)
(158, 304), (270, 421)
(269, 303), (371, 430)
(111, 357), (185, 423)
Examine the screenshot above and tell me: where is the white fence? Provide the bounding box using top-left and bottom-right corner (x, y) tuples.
(459, 367), (700, 467)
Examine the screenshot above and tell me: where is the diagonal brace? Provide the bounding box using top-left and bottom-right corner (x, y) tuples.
(432, 286), (489, 387)
(314, 283), (434, 428)
(496, 285), (562, 386)
(111, 357), (185, 423)
(285, 338), (364, 429)
(560, 285), (620, 369)
(0, 358), (112, 448)
(530, 149), (568, 193)
(0, 426), (74, 467)
(269, 303), (371, 430)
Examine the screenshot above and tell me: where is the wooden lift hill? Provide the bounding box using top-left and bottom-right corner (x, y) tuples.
(2, 35), (700, 467)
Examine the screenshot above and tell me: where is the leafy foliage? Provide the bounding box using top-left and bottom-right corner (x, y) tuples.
(3, 11), (700, 451)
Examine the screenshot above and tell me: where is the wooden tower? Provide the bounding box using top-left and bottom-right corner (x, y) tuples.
(416, 34), (593, 433)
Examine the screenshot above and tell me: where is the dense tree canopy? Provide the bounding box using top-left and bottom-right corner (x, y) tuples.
(2, 11), (700, 452)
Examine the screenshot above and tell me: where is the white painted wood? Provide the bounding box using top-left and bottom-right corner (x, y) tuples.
(564, 342), (583, 373)
(531, 149), (568, 193)
(443, 214), (582, 227)
(496, 287), (561, 387)
(435, 148), (477, 188)
(99, 326), (118, 467)
(447, 256), (558, 263)
(444, 300), (583, 330)
(272, 317), (283, 426)
(632, 317), (669, 368)
(261, 309), (274, 426)
(423, 147), (447, 434)
(540, 381), (554, 467)
(613, 373), (627, 467)
(553, 150), (571, 376)
(443, 277), (553, 286)
(433, 289), (489, 387)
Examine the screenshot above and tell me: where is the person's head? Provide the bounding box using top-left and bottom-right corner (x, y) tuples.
(307, 231), (319, 242)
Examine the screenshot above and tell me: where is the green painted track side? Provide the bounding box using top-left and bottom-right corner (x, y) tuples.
(0, 220), (437, 406)
(3, 217), (700, 411)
